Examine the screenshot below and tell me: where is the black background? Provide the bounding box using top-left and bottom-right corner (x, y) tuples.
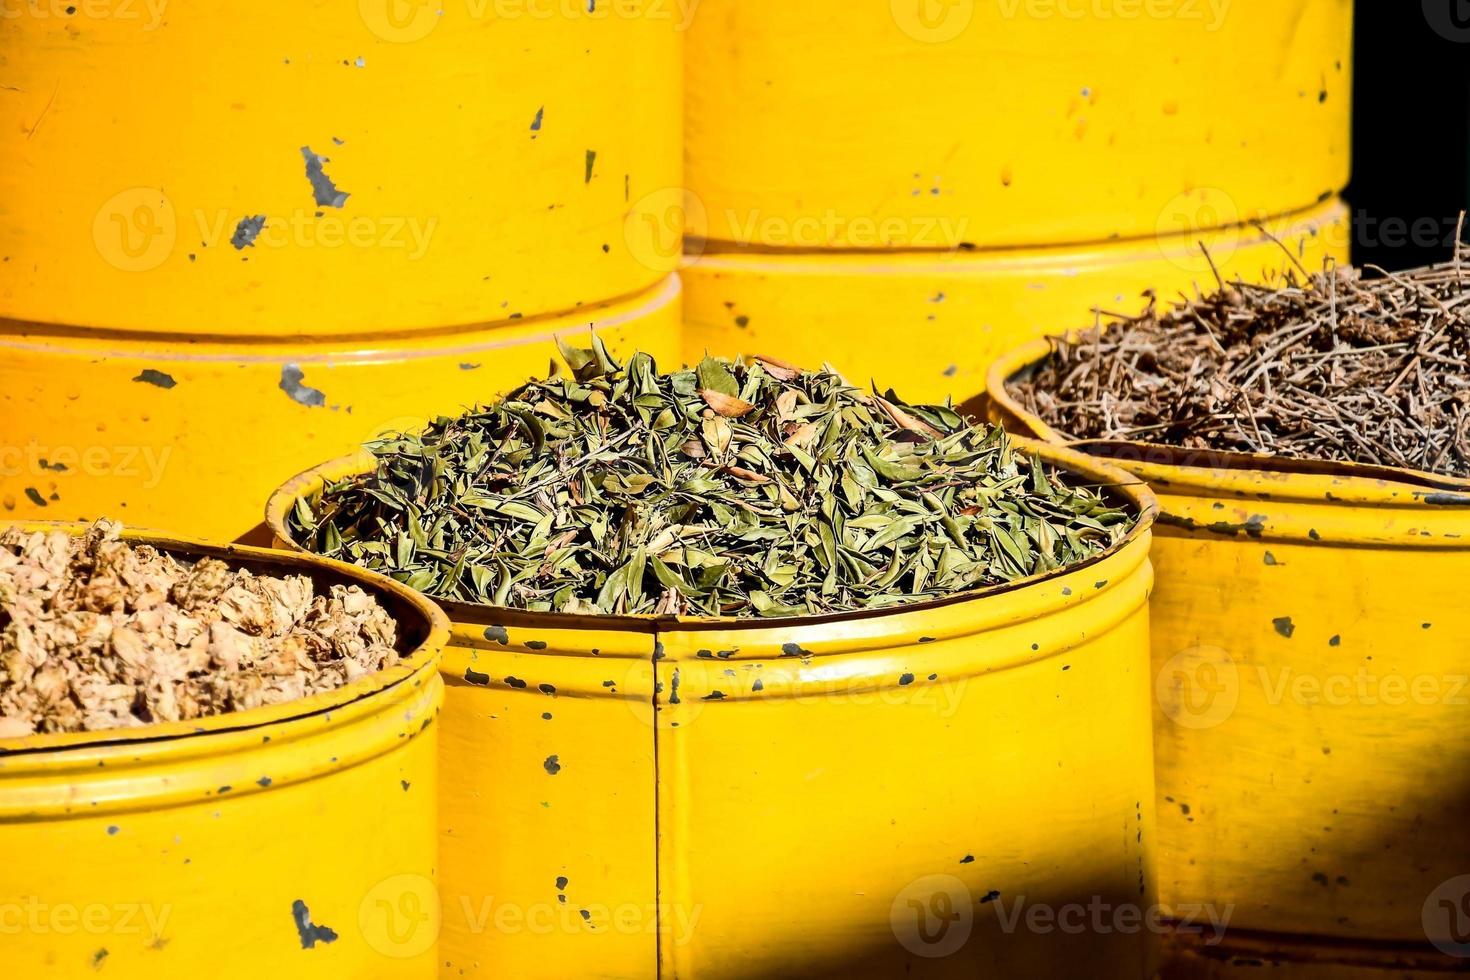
(1351, 3), (1470, 267)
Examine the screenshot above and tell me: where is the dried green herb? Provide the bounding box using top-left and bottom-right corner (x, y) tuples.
(290, 341), (1134, 617)
(1009, 250), (1470, 478)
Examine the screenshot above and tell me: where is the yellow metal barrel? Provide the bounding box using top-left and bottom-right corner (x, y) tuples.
(0, 2), (682, 539)
(987, 344), (1470, 978)
(269, 441), (1161, 978)
(685, 0), (1351, 250)
(0, 525), (450, 979)
(0, 277), (680, 542)
(684, 201), (1348, 404)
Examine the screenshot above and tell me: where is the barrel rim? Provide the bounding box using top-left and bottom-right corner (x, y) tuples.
(265, 436), (1158, 635)
(0, 522), (450, 757)
(987, 337), (1470, 504)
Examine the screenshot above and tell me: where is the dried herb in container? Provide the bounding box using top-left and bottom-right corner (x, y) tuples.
(1008, 251), (1470, 479)
(0, 520), (401, 737)
(290, 341), (1135, 618)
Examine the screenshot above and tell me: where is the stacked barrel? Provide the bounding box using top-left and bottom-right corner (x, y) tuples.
(0, 1), (682, 541)
(682, 0), (1352, 402)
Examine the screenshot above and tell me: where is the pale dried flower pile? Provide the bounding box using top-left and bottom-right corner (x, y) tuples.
(0, 521), (401, 737)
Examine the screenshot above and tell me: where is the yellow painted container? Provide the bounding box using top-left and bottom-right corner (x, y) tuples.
(0, 0), (682, 543)
(0, 525), (450, 978)
(683, 199), (1347, 405)
(685, 0), (1350, 250)
(0, 276), (682, 542)
(987, 343), (1470, 978)
(269, 441), (1161, 978)
(0, 2), (681, 333)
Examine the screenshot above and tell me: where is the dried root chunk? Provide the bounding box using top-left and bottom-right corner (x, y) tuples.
(0, 522), (402, 736)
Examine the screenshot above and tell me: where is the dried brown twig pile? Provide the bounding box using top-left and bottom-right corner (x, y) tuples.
(1009, 246), (1470, 479)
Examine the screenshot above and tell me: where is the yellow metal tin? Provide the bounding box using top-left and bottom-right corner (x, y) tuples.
(0, 275), (681, 543)
(268, 441), (1161, 978)
(686, 0), (1350, 250)
(987, 344), (1470, 978)
(683, 200), (1347, 405)
(0, 1), (681, 334)
(0, 525), (450, 979)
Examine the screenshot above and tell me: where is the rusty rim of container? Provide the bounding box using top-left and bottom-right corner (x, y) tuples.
(265, 436), (1158, 638)
(0, 522), (451, 756)
(987, 338), (1470, 507)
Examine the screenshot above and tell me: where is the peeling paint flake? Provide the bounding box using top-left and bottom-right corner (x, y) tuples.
(300, 146), (350, 209)
(290, 900), (338, 949)
(279, 364), (327, 408)
(133, 369), (177, 389)
(230, 215), (266, 250)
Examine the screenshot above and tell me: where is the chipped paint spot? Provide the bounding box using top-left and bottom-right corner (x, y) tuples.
(898, 672), (915, 686)
(279, 364), (327, 408)
(531, 106), (544, 135)
(230, 215), (266, 249)
(526, 640), (549, 650)
(464, 667), (491, 686)
(505, 676), (528, 689)
(300, 146), (350, 208)
(291, 900), (338, 949)
(543, 754), (561, 775)
(24, 488), (47, 508)
(483, 626), (509, 645)
(134, 369), (177, 389)
(585, 149), (597, 183)
(1273, 616), (1296, 639)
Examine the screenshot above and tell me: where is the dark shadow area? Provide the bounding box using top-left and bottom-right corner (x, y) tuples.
(1350, 3), (1470, 268)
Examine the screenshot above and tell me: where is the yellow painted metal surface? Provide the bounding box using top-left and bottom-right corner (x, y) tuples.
(683, 199), (1347, 405)
(686, 0), (1350, 250)
(0, 525), (450, 979)
(0, 2), (681, 334)
(269, 442), (1161, 978)
(0, 275), (681, 543)
(987, 345), (1470, 977)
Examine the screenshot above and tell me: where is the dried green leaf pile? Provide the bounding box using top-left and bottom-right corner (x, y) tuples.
(290, 342), (1135, 618)
(0, 521), (401, 737)
(1008, 253), (1470, 478)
